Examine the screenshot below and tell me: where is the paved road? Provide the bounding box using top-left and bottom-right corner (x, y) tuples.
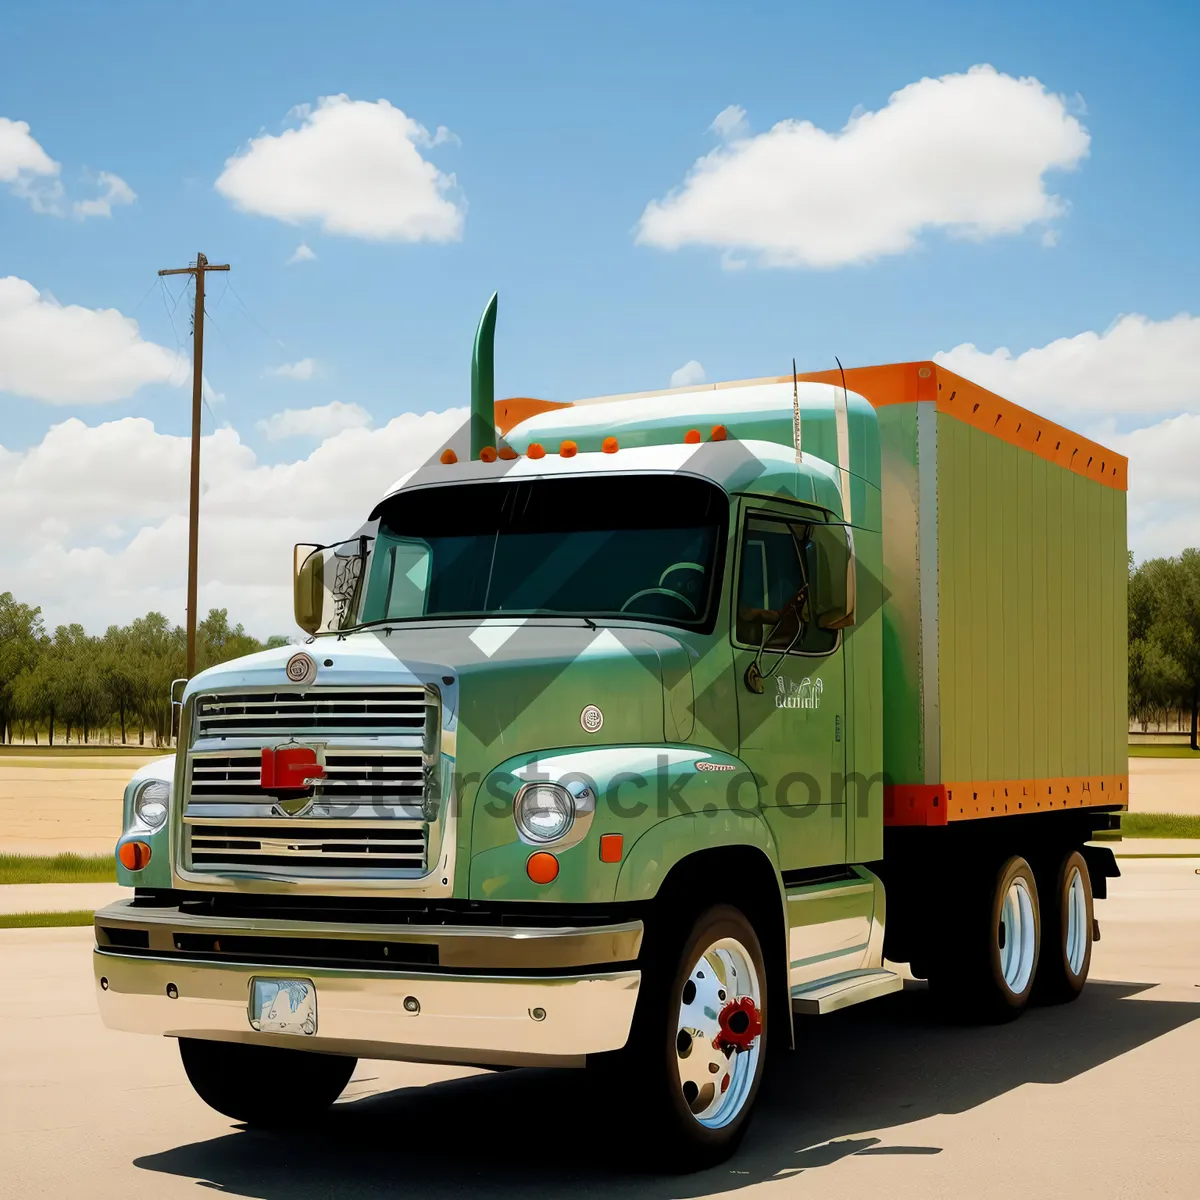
(2, 858), (1197, 1199)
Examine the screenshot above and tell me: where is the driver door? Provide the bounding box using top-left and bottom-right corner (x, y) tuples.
(731, 505), (847, 869)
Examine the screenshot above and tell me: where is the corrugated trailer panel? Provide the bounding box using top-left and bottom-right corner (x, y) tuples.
(833, 362), (1129, 826)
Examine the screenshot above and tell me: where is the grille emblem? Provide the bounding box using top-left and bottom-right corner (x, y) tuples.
(261, 746), (325, 818)
(285, 651), (318, 685)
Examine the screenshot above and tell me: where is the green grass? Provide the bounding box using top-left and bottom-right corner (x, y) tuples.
(0, 744), (166, 757)
(1128, 744), (1200, 758)
(0, 910), (96, 929)
(0, 853), (116, 885)
(1119, 812), (1200, 838)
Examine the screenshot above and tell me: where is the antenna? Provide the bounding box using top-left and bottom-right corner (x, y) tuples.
(833, 356), (852, 524)
(792, 357), (802, 463)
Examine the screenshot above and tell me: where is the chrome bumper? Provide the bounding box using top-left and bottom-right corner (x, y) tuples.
(93, 900), (642, 1069)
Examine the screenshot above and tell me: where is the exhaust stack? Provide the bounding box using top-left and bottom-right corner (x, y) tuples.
(470, 292), (498, 460)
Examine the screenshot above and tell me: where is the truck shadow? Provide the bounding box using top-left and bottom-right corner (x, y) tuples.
(133, 980), (1199, 1198)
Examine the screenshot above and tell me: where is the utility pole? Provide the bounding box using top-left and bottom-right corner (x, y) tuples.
(158, 253), (230, 678)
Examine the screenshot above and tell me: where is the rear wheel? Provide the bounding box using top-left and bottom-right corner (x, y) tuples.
(1035, 850), (1093, 1003)
(602, 904), (769, 1170)
(929, 855), (1041, 1021)
(179, 1038), (356, 1126)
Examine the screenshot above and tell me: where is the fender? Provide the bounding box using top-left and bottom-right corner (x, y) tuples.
(115, 755), (176, 889)
(469, 744), (775, 904)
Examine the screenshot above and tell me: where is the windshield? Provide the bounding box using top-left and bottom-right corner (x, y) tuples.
(356, 475), (728, 630)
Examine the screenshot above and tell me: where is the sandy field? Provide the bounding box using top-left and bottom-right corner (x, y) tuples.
(1, 751), (1195, 856)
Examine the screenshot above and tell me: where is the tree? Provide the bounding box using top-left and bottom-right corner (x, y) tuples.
(0, 593), (47, 744)
(1129, 549), (1200, 749)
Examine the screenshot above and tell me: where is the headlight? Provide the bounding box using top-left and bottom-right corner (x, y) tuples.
(513, 782), (575, 844)
(133, 780), (170, 831)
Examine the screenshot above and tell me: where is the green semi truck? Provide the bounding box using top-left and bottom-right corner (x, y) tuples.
(95, 300), (1128, 1168)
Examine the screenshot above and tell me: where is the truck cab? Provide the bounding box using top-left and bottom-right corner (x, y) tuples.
(96, 350), (1127, 1169)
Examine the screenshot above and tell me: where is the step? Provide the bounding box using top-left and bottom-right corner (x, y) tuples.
(791, 968), (904, 1015)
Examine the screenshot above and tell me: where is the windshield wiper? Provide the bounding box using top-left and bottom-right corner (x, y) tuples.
(581, 616), (597, 630)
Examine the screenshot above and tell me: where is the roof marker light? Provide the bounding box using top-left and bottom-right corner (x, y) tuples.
(602, 436), (619, 454)
(684, 429), (701, 444)
(440, 448), (458, 465)
(560, 440), (577, 458)
(480, 446), (497, 463)
(527, 442), (546, 459)
(710, 425), (727, 441)
(498, 445), (518, 460)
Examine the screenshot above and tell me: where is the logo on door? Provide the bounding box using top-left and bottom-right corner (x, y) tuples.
(775, 675), (822, 709)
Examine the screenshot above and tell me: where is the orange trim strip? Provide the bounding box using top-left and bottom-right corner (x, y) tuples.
(885, 774), (1128, 826)
(791, 362), (1127, 492)
(494, 397), (572, 436)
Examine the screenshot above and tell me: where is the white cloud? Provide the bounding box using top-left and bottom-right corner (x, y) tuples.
(215, 95), (464, 242)
(709, 105), (748, 140)
(264, 357), (318, 381)
(0, 275), (187, 404)
(0, 406), (464, 635)
(256, 401), (371, 441)
(72, 170), (136, 219)
(286, 242), (317, 265)
(937, 313), (1200, 559)
(670, 360), (707, 388)
(0, 115), (62, 213)
(637, 65), (1089, 269)
(934, 313), (1200, 419)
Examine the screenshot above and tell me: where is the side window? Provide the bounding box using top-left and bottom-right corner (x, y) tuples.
(380, 539), (432, 618)
(735, 515), (839, 656)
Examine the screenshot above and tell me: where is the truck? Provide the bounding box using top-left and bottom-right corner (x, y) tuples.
(94, 296), (1128, 1169)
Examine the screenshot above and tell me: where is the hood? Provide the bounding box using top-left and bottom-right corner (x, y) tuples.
(184, 620), (695, 758)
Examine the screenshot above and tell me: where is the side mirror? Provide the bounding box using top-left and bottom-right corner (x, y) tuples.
(293, 544), (324, 635)
(811, 526), (856, 630)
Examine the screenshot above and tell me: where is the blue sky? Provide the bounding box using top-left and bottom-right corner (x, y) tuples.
(2, 0), (1197, 633)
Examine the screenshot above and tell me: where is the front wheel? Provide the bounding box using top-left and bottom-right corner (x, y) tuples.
(609, 904), (769, 1170)
(179, 1038), (356, 1126)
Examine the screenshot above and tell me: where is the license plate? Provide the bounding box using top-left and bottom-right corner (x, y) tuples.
(248, 978), (317, 1036)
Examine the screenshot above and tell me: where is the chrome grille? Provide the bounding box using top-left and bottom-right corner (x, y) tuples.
(187, 821), (426, 871)
(183, 684), (438, 880)
(189, 750), (425, 806)
(195, 688), (428, 738)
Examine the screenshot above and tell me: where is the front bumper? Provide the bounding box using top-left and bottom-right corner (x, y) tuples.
(93, 899), (642, 1069)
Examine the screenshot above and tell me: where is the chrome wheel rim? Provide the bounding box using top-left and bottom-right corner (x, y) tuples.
(674, 937), (763, 1129)
(1064, 866), (1088, 976)
(999, 877), (1037, 994)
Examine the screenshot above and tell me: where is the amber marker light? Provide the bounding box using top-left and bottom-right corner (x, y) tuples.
(527, 851), (560, 884)
(118, 841), (152, 871)
(527, 442), (546, 459)
(560, 440), (578, 458)
(480, 445), (497, 463)
(602, 436), (619, 454)
(440, 448), (458, 464)
(710, 424), (728, 441)
(498, 445), (518, 460)
(684, 429), (701, 444)
(599, 833), (624, 863)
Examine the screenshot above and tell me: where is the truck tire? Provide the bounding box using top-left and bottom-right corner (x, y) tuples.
(1035, 850), (1093, 1003)
(609, 903), (769, 1171)
(929, 855), (1041, 1022)
(178, 1038), (356, 1126)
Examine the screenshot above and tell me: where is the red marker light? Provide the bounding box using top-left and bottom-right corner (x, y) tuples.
(118, 841), (152, 871)
(440, 448), (458, 464)
(527, 852), (559, 884)
(560, 440), (577, 458)
(599, 833), (623, 863)
(684, 429), (701, 444)
(602, 436), (619, 454)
